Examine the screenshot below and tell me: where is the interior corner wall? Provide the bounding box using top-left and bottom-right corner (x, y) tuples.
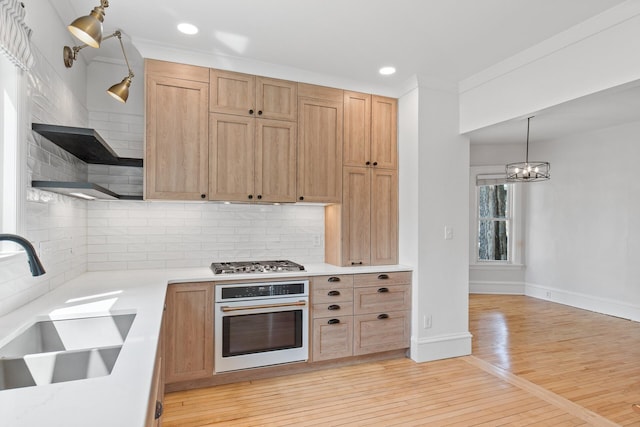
(400, 83), (471, 363)
(525, 121), (640, 322)
(459, 4), (640, 133)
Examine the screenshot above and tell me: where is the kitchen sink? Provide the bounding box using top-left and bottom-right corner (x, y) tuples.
(0, 314), (135, 391)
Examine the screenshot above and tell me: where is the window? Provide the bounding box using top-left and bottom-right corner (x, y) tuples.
(477, 184), (511, 261)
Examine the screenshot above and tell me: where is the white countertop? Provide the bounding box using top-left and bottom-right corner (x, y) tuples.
(0, 263), (412, 427)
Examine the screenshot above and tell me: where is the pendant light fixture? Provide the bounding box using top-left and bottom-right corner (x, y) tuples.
(63, 30), (135, 103)
(506, 116), (550, 182)
(67, 0), (110, 48)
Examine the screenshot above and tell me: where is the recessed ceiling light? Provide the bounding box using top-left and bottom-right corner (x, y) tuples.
(177, 23), (199, 35)
(379, 66), (396, 76)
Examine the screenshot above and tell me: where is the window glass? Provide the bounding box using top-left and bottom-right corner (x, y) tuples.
(478, 184), (510, 261)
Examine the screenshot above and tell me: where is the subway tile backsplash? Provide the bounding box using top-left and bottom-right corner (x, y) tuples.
(86, 201), (325, 271)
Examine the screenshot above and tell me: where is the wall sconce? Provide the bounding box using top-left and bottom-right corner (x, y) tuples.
(63, 30), (135, 103)
(67, 0), (110, 48)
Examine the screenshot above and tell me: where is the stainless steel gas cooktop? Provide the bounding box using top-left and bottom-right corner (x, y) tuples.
(211, 260), (305, 274)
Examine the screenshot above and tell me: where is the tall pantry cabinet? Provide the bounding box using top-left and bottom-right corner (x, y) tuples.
(325, 92), (398, 266)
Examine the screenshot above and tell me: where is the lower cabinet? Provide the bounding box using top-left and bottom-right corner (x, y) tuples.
(310, 272), (411, 361)
(164, 282), (214, 384)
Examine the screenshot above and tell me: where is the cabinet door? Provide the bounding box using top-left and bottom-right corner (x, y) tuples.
(145, 74), (209, 200)
(343, 91), (371, 167)
(297, 96), (343, 203)
(371, 168), (398, 265)
(209, 113), (255, 202)
(255, 119), (297, 203)
(256, 77), (297, 121)
(342, 167), (371, 266)
(210, 69), (256, 117)
(353, 311), (410, 356)
(312, 316), (353, 361)
(164, 283), (214, 384)
(371, 95), (397, 170)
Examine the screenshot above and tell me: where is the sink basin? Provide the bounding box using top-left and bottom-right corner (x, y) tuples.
(0, 313), (135, 358)
(0, 314), (135, 391)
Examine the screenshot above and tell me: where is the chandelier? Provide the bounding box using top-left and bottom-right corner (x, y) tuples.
(506, 116), (550, 182)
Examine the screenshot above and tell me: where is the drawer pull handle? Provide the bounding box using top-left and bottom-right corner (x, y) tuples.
(377, 287), (389, 293)
(328, 304), (341, 311)
(328, 276), (341, 282)
(377, 313), (389, 320)
(327, 290), (341, 296)
(328, 318), (340, 325)
(352, 261), (363, 265)
(378, 274), (389, 280)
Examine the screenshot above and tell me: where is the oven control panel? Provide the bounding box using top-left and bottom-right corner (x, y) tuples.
(217, 280), (308, 301)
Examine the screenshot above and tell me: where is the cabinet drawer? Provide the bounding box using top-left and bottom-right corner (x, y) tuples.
(353, 271), (411, 287)
(311, 275), (354, 289)
(354, 284), (410, 315)
(312, 316), (353, 361)
(353, 311), (410, 356)
(312, 302), (354, 318)
(312, 287), (353, 304)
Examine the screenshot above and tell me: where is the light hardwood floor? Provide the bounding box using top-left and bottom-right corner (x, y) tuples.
(163, 295), (640, 426)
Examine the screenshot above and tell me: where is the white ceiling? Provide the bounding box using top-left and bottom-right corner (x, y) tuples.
(52, 0), (637, 143)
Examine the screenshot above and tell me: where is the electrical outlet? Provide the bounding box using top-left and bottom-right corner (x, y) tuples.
(423, 315), (432, 329)
(545, 291), (552, 298)
(313, 235), (322, 247)
(444, 226), (454, 240)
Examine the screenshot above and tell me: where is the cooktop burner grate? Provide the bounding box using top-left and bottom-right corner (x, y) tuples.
(211, 260), (305, 274)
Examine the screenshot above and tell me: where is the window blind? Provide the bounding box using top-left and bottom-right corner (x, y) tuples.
(0, 0), (34, 71)
(476, 173), (508, 186)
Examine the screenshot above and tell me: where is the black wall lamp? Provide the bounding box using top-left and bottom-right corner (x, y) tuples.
(64, 1), (134, 103)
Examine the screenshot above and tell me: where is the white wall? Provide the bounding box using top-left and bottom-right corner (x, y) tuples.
(400, 79), (471, 363)
(525, 121), (640, 321)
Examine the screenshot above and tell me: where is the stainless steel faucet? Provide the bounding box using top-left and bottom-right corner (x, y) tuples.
(0, 234), (46, 276)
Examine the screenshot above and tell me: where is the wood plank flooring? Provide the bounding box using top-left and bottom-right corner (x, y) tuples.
(163, 295), (640, 426)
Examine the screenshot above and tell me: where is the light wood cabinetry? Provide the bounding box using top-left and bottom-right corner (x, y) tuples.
(209, 114), (297, 202)
(145, 59), (209, 200)
(146, 308), (165, 427)
(297, 83), (343, 203)
(310, 272), (410, 361)
(210, 69), (297, 121)
(371, 95), (398, 170)
(164, 282), (214, 384)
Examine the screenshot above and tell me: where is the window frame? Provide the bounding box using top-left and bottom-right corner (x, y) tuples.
(469, 166), (523, 267)
(0, 53), (27, 256)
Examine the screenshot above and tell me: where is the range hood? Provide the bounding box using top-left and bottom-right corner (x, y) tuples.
(31, 123), (143, 200)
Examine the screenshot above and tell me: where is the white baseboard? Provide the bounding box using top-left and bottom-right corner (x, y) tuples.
(469, 280), (525, 295)
(526, 283), (640, 322)
(410, 332), (472, 363)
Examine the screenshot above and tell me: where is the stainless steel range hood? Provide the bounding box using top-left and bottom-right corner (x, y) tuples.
(31, 123), (143, 200)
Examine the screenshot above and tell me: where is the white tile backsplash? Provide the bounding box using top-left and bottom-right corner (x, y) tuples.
(86, 202), (325, 271)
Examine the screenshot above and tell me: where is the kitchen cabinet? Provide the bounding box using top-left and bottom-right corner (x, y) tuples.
(209, 114), (297, 202)
(145, 59), (209, 200)
(164, 282), (214, 384)
(352, 272), (411, 356)
(326, 167), (398, 266)
(343, 92), (397, 170)
(146, 316), (165, 427)
(297, 83), (343, 203)
(210, 69), (297, 121)
(310, 272), (410, 361)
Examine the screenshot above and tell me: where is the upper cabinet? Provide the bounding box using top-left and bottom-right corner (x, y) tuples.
(145, 60), (210, 200)
(297, 83), (343, 203)
(210, 69), (297, 121)
(344, 92), (397, 170)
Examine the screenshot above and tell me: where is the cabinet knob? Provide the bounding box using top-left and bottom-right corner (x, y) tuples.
(378, 274), (389, 280)
(328, 318), (340, 325)
(299, 196), (304, 201)
(155, 400), (163, 419)
(257, 195), (262, 200)
(377, 313), (389, 320)
(200, 194), (206, 199)
(327, 290), (341, 296)
(377, 287), (389, 293)
(258, 110), (263, 115)
(328, 276), (341, 282)
(248, 194), (253, 200)
(249, 109), (254, 115)
(373, 161), (378, 166)
(328, 304), (341, 311)
(365, 161), (371, 166)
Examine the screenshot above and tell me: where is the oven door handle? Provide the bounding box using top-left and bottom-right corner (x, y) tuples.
(220, 300), (307, 312)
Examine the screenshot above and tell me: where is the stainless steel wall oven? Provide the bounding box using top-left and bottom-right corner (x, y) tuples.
(214, 280), (309, 373)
